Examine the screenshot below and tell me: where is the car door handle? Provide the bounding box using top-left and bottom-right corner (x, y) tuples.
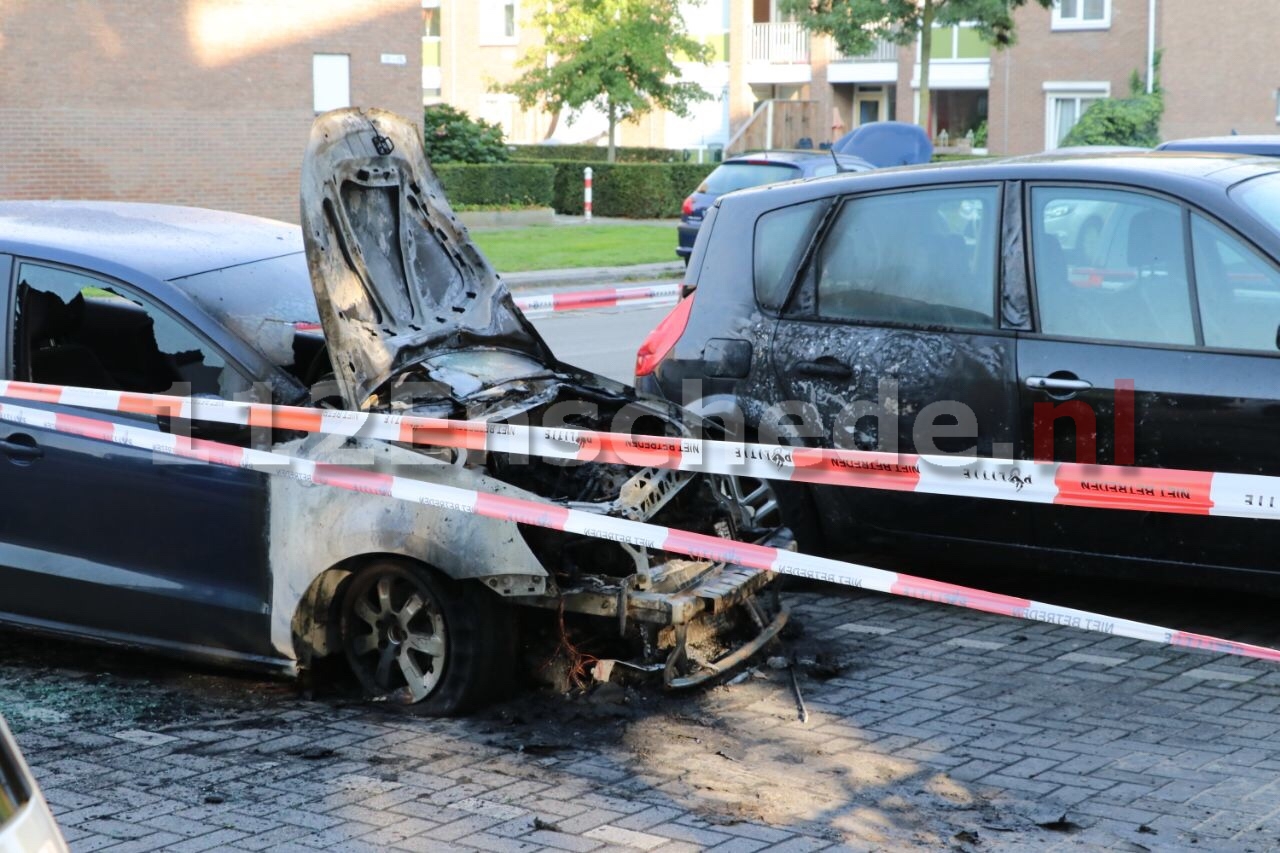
(1026, 376), (1093, 393)
(796, 360), (853, 380)
(0, 434), (42, 463)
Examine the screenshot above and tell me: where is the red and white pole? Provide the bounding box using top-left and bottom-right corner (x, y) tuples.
(583, 166), (593, 221)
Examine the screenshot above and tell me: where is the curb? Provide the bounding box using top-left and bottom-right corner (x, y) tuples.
(500, 261), (685, 291)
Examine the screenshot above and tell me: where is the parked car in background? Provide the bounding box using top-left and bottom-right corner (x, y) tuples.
(1157, 136), (1280, 157)
(638, 152), (1280, 590)
(676, 150), (873, 263)
(0, 108), (787, 715)
(832, 120), (933, 167)
(0, 716), (68, 853)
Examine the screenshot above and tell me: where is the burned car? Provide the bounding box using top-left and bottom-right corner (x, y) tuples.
(0, 108), (787, 714)
(638, 151), (1280, 590)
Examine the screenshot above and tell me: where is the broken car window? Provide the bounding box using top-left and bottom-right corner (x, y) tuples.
(1030, 188), (1195, 346)
(816, 186), (1000, 329)
(13, 262), (252, 398)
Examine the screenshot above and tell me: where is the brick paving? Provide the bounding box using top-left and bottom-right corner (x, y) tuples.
(3, 587), (1280, 851)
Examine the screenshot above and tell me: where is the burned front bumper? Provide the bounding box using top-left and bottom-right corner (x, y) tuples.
(518, 529), (792, 689)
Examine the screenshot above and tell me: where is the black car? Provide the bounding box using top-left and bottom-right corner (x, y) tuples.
(0, 108), (786, 714)
(1157, 135), (1280, 157)
(676, 150), (873, 262)
(638, 152), (1280, 589)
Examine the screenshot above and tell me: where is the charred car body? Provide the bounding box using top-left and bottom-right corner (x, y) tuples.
(0, 108), (787, 714)
(638, 152), (1280, 590)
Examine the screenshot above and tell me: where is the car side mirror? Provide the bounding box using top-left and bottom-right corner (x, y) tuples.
(680, 283), (696, 299)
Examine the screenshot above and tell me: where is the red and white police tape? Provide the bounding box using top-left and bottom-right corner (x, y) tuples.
(2, 379), (1276, 524)
(0, 397), (1275, 665)
(511, 282), (681, 317)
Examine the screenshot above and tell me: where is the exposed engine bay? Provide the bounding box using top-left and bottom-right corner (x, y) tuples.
(293, 106), (791, 700)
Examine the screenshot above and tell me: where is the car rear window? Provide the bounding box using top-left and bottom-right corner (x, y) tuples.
(703, 162), (801, 195)
(1231, 172), (1280, 234)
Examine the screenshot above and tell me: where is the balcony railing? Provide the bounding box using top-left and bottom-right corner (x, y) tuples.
(750, 22), (810, 64)
(830, 37), (898, 63)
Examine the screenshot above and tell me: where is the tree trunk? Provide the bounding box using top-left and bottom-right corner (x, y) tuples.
(607, 102), (618, 163)
(918, 0), (934, 138)
(543, 108), (561, 142)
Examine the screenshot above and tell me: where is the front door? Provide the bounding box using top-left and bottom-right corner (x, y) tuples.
(1020, 184), (1280, 578)
(855, 93), (884, 126)
(0, 259), (275, 659)
(770, 183), (1028, 552)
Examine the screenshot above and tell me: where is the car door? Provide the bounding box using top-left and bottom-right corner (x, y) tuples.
(1020, 184), (1280, 578)
(0, 257), (276, 660)
(769, 183), (1029, 550)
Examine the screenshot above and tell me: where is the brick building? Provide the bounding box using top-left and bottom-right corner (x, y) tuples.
(427, 2), (1269, 157)
(0, 0), (422, 223)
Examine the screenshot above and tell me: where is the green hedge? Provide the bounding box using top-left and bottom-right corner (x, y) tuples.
(432, 162), (555, 207)
(509, 144), (687, 163)
(549, 161), (716, 218)
(430, 159), (715, 217)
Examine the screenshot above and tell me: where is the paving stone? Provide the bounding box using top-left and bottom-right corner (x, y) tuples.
(5, 588), (1280, 852)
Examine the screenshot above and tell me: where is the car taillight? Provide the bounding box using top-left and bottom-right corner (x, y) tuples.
(681, 195), (695, 216)
(635, 291), (695, 378)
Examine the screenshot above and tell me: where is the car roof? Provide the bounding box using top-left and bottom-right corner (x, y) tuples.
(727, 152), (1280, 205)
(0, 200), (303, 282)
(726, 150), (851, 165)
(1157, 136), (1280, 155)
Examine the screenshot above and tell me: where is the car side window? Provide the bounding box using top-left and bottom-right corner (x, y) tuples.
(1191, 214), (1280, 353)
(814, 186), (999, 330)
(754, 200), (826, 311)
(13, 262), (253, 398)
(1030, 187), (1195, 346)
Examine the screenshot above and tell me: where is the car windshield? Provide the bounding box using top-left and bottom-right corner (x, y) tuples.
(702, 162), (801, 195)
(1231, 173), (1280, 235)
(171, 252), (320, 368)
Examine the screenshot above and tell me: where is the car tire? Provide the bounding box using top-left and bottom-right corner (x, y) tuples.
(339, 559), (514, 715)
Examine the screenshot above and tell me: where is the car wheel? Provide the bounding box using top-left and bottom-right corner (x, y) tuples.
(339, 560), (513, 715)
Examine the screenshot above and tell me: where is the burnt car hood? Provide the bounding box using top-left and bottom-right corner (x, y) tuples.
(300, 107), (552, 409)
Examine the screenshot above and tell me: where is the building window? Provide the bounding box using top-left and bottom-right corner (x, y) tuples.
(1052, 0), (1111, 30)
(313, 54), (350, 113)
(422, 0), (440, 38)
(480, 0), (517, 44)
(1043, 81), (1109, 148)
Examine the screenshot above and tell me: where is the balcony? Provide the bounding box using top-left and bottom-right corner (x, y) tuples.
(828, 36), (899, 85)
(750, 22), (810, 64)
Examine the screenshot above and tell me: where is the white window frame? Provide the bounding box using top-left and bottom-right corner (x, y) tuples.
(312, 53), (350, 113)
(1043, 81), (1110, 149)
(479, 0), (518, 45)
(1051, 0), (1112, 31)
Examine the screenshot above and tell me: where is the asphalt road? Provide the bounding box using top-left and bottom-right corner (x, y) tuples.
(529, 302), (672, 385)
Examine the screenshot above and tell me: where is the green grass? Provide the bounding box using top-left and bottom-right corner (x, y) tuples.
(471, 224), (676, 272)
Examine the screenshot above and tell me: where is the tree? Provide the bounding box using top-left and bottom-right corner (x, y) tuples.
(1061, 60), (1164, 148)
(778, 0), (1053, 137)
(422, 104), (509, 163)
(501, 0), (713, 163)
